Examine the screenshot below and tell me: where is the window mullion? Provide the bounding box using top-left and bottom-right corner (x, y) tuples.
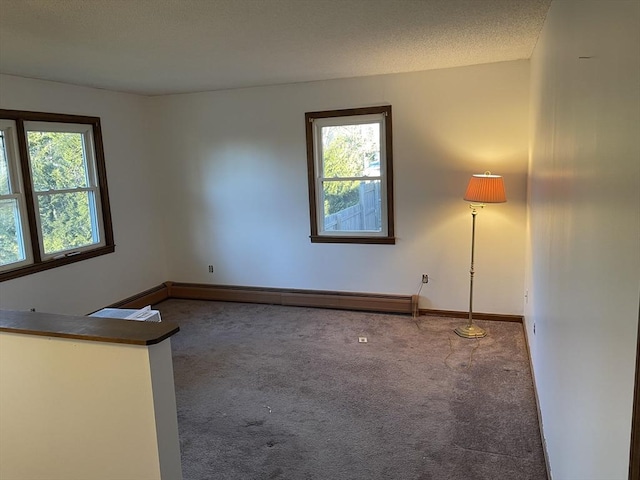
(0, 193), (21, 200)
(14, 119), (42, 263)
(321, 176), (382, 182)
(34, 186), (96, 195)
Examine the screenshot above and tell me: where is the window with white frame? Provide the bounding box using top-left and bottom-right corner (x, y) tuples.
(0, 110), (114, 281)
(0, 119), (32, 270)
(305, 105), (394, 244)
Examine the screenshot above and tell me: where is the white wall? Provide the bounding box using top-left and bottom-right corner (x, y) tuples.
(0, 75), (167, 315)
(150, 61), (530, 315)
(0, 331), (182, 480)
(526, 1), (640, 478)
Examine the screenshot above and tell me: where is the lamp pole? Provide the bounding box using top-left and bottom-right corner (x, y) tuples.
(468, 207), (477, 328)
(455, 205), (487, 338)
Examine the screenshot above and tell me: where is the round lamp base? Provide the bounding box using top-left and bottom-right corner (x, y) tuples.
(454, 324), (486, 338)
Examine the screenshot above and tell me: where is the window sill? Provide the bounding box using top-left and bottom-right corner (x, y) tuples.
(310, 235), (395, 245)
(0, 244), (115, 282)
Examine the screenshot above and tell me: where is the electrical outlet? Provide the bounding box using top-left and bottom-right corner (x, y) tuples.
(358, 337), (368, 343)
(208, 265), (214, 273)
(421, 274), (429, 283)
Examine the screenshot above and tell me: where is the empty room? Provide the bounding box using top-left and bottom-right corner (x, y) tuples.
(0, 1), (638, 479)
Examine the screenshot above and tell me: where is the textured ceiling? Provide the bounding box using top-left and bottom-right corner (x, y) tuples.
(0, 0), (551, 96)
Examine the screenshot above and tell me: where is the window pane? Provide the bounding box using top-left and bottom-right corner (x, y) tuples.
(37, 191), (97, 254)
(0, 198), (26, 266)
(322, 180), (382, 232)
(0, 132), (10, 195)
(28, 131), (89, 191)
(321, 123), (380, 178)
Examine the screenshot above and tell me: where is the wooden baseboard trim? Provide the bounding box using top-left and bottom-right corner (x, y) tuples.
(522, 317), (552, 480)
(630, 304), (640, 480)
(107, 282), (523, 321)
(419, 308), (523, 323)
(107, 283), (170, 309)
(166, 282), (415, 314)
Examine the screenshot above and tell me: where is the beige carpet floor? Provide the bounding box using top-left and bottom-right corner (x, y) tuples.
(157, 299), (547, 480)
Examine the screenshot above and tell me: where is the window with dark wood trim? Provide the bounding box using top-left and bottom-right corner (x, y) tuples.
(305, 105), (395, 244)
(0, 109), (114, 281)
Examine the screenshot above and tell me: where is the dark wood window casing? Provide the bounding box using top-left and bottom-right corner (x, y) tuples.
(305, 105), (395, 245)
(0, 109), (114, 282)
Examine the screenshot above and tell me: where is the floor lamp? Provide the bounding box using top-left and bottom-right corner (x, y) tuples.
(454, 172), (507, 339)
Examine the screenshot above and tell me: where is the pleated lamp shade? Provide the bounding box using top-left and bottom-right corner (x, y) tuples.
(464, 173), (507, 203)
